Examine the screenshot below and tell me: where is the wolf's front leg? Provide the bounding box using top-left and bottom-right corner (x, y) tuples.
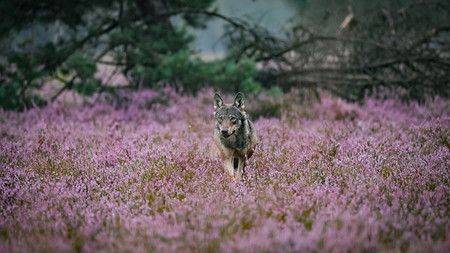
(234, 157), (245, 182)
(223, 158), (236, 183)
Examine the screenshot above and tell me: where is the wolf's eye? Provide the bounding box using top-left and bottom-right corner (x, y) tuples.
(231, 119), (237, 124)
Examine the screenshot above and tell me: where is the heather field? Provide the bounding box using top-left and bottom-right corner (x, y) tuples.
(0, 89), (449, 252)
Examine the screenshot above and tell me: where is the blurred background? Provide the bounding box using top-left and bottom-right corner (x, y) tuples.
(0, 0), (449, 110)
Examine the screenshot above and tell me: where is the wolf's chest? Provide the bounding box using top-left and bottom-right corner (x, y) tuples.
(219, 130), (249, 152)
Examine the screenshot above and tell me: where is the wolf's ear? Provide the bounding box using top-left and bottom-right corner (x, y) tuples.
(233, 92), (245, 111)
(214, 93), (225, 111)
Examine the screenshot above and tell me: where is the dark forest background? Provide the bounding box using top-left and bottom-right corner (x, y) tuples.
(0, 0), (449, 110)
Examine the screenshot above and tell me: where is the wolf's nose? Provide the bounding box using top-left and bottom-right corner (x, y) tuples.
(221, 129), (228, 135)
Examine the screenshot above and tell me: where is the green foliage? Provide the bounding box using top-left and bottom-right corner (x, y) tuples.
(266, 86), (283, 97)
(142, 51), (260, 94)
(63, 52), (97, 80)
(240, 77), (261, 94)
(0, 0), (217, 110)
(73, 82), (98, 96)
(0, 50), (48, 110)
(60, 52), (99, 96)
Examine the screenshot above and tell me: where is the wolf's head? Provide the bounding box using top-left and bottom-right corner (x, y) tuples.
(214, 93), (247, 138)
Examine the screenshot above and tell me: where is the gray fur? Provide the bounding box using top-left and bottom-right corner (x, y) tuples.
(213, 92), (257, 182)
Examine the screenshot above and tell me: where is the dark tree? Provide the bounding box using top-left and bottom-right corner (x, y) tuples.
(1, 0), (448, 110)
(0, 0), (219, 109)
(224, 0), (450, 103)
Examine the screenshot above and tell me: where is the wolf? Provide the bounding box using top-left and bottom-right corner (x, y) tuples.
(213, 92), (257, 182)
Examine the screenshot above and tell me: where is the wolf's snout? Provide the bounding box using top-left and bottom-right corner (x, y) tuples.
(221, 129), (229, 135)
